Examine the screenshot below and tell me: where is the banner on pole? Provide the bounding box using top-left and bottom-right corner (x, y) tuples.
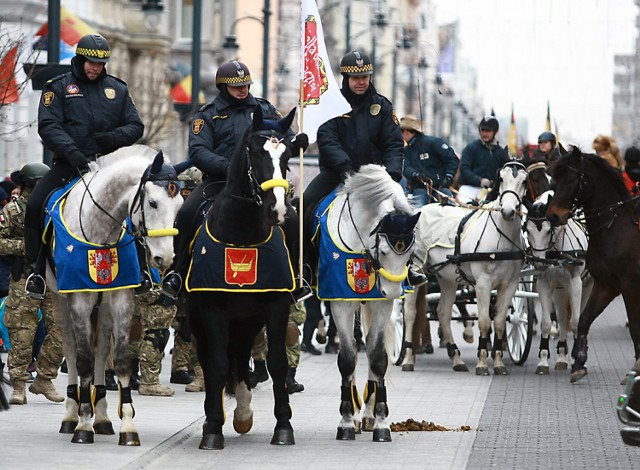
(300, 0), (351, 143)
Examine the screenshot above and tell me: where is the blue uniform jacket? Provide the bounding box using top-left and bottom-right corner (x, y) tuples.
(317, 87), (404, 178)
(38, 57), (144, 164)
(402, 133), (459, 188)
(459, 139), (509, 186)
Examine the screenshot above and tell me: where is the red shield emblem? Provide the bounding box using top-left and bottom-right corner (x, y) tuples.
(347, 258), (375, 294)
(88, 248), (119, 285)
(225, 248), (258, 286)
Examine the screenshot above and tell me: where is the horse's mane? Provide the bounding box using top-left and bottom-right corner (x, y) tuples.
(91, 144), (162, 171)
(339, 164), (414, 215)
(553, 149), (630, 201)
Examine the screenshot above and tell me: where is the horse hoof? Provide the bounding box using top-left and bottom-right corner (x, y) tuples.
(271, 428), (295, 445)
(59, 421), (78, 434)
(453, 364), (469, 372)
(199, 433), (224, 450)
(463, 333), (474, 344)
(233, 415), (253, 434)
(119, 432), (141, 446)
(401, 364), (414, 372)
(494, 366), (509, 376)
(535, 366), (550, 375)
(570, 368), (588, 383)
(475, 367), (490, 376)
(555, 362), (568, 371)
(373, 428), (392, 442)
(362, 417), (375, 432)
(336, 427), (356, 440)
(71, 430), (94, 444)
(94, 421), (115, 435)
(355, 420), (362, 434)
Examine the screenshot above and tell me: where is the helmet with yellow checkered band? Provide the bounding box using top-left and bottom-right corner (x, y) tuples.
(76, 34), (111, 63)
(215, 60), (254, 91)
(340, 51), (373, 77)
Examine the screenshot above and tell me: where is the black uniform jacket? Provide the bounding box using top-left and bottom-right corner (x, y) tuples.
(317, 88), (404, 178)
(188, 93), (279, 180)
(38, 57), (144, 164)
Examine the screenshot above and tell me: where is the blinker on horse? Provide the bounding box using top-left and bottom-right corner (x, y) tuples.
(547, 147), (640, 383)
(185, 107), (298, 450)
(47, 146), (183, 445)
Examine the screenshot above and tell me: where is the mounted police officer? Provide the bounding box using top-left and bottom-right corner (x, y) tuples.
(25, 33), (144, 298)
(1, 162), (65, 405)
(458, 115), (509, 203)
(302, 50), (426, 286)
(161, 60), (309, 299)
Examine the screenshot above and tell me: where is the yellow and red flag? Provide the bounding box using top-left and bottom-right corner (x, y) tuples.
(545, 100), (551, 132)
(170, 75), (206, 104)
(508, 104), (517, 156)
(35, 6), (96, 47)
(0, 45), (20, 104)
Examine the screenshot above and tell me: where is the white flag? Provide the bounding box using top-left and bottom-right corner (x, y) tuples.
(299, 0), (351, 143)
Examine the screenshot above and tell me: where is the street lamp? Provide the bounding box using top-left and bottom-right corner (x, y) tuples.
(141, 0), (164, 30)
(371, 10), (388, 70)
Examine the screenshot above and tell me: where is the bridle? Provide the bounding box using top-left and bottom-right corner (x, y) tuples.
(497, 161), (527, 213)
(238, 131), (290, 206)
(340, 195), (414, 283)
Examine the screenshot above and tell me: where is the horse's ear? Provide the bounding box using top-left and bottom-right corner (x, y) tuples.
(252, 105), (265, 133)
(278, 108), (296, 133)
(409, 211), (421, 228)
(150, 151), (164, 175)
(570, 146), (582, 159)
(558, 142), (568, 156)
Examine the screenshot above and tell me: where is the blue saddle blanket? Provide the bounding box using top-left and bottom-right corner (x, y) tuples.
(44, 179), (141, 293)
(185, 220), (295, 293)
(312, 191), (405, 301)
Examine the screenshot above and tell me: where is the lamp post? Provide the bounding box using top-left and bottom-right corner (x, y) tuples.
(392, 29), (412, 107)
(371, 10), (388, 70)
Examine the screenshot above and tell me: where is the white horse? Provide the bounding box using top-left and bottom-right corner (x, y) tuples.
(524, 190), (593, 374)
(412, 161), (528, 375)
(314, 164), (420, 442)
(47, 145), (183, 445)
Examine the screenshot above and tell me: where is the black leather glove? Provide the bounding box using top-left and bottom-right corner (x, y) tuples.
(66, 149), (90, 169)
(94, 132), (117, 152)
(289, 133), (309, 153)
(441, 174), (454, 189)
(389, 171), (402, 183)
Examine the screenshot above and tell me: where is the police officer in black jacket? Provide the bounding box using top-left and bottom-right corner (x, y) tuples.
(302, 50), (426, 286)
(25, 34), (144, 298)
(161, 60), (309, 298)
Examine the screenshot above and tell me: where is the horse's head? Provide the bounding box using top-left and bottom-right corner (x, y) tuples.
(525, 158), (551, 204)
(489, 161), (528, 221)
(371, 210), (421, 298)
(546, 146), (586, 226)
(524, 191), (556, 263)
(132, 151), (184, 269)
(233, 106), (295, 225)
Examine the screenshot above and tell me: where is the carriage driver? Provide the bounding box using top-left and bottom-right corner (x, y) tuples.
(25, 33), (145, 299)
(457, 116), (509, 203)
(161, 60), (310, 300)
(301, 51), (427, 287)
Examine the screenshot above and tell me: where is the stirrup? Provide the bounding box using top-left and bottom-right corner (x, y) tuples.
(135, 271), (153, 296)
(407, 267), (427, 287)
(25, 273), (46, 300)
(291, 277), (313, 303)
(160, 271), (183, 300)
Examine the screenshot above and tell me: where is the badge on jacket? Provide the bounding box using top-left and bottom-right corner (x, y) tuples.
(370, 104), (381, 116)
(42, 91), (54, 107)
(192, 118), (205, 134)
(104, 88), (116, 100)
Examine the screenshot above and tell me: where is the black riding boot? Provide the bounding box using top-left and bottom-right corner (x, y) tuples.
(249, 360), (269, 388)
(286, 367), (304, 394)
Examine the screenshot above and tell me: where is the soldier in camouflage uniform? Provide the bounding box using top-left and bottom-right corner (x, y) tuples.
(135, 284), (177, 396)
(1, 162), (65, 405)
(250, 302), (306, 394)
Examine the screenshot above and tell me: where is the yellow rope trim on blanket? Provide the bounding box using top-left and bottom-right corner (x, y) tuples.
(260, 178), (289, 192)
(147, 228), (179, 237)
(378, 266), (408, 283)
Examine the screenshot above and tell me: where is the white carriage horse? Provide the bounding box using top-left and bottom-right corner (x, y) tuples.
(313, 164), (420, 442)
(524, 190), (592, 374)
(46, 145), (183, 445)
(412, 161), (528, 375)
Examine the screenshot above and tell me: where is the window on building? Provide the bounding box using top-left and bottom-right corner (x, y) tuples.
(181, 0), (194, 39)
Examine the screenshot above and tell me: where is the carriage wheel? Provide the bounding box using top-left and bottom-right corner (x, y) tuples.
(390, 299), (405, 365)
(506, 276), (534, 365)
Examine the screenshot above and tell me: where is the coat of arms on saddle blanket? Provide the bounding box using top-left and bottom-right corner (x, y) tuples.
(185, 220), (295, 292)
(44, 179), (141, 293)
(312, 191), (408, 301)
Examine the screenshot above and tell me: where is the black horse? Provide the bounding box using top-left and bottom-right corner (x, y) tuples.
(185, 107), (297, 449)
(547, 147), (640, 383)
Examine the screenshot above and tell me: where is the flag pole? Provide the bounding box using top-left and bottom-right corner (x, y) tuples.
(298, 79), (305, 286)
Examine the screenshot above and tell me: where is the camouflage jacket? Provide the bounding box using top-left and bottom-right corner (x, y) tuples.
(0, 191), (29, 278)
